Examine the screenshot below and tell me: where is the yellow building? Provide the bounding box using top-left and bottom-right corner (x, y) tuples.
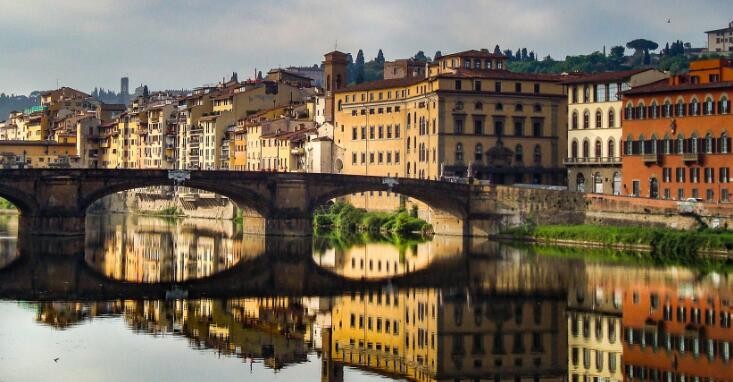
(0, 140), (79, 168)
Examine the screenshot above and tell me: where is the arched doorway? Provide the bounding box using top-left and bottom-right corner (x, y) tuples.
(649, 177), (659, 199)
(576, 173), (586, 193)
(612, 172), (621, 195)
(593, 172), (603, 194)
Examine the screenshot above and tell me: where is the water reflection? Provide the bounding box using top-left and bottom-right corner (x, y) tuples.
(313, 233), (462, 279)
(0, 213), (18, 269)
(85, 214), (245, 282)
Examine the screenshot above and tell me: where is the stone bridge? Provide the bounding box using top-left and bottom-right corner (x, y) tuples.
(0, 169), (496, 237)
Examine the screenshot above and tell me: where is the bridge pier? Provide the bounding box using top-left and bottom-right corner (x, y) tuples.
(19, 214), (86, 236)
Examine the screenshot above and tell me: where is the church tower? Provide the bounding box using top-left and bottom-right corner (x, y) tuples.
(322, 51), (348, 124)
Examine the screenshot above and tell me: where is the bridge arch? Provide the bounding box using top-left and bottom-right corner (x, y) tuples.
(308, 177), (469, 236)
(0, 184), (38, 215)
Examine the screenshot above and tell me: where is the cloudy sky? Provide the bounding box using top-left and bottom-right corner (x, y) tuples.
(0, 0), (729, 95)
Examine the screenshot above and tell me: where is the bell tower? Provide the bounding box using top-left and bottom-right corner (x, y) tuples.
(323, 51), (348, 124)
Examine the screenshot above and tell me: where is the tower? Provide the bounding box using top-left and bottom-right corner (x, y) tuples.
(120, 77), (129, 104)
(322, 51), (348, 124)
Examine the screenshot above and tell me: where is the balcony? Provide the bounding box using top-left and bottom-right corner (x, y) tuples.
(682, 152), (700, 163)
(291, 147), (305, 155)
(642, 152), (659, 164)
(563, 157), (621, 166)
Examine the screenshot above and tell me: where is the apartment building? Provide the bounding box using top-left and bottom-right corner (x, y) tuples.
(0, 140), (79, 168)
(621, 58), (733, 201)
(563, 68), (668, 194)
(706, 20), (733, 53)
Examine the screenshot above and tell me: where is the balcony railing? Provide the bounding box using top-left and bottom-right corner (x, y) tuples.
(564, 157), (621, 165)
(682, 152), (700, 162)
(642, 152), (659, 163)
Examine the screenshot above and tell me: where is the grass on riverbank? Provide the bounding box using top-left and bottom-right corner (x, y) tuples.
(313, 202), (432, 236)
(503, 223), (733, 266)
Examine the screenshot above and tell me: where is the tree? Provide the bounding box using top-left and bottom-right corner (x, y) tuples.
(643, 50), (651, 65)
(493, 45), (501, 55)
(664, 42), (670, 56)
(413, 50), (429, 62)
(257, 71), (263, 80)
(354, 49), (365, 84)
(503, 49), (513, 58)
(515, 49), (521, 61)
(521, 48), (528, 61)
(375, 49), (385, 64)
(626, 39), (659, 57)
(433, 50), (442, 61)
(528, 51), (535, 61)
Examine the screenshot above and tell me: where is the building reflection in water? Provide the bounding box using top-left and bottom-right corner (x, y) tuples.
(0, 214), (18, 269)
(84, 214), (245, 282)
(17, 229), (733, 381)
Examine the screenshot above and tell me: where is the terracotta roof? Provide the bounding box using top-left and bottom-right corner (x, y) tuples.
(267, 69), (313, 81)
(336, 76), (424, 93)
(440, 49), (506, 60)
(438, 68), (566, 82)
(705, 26), (733, 33)
(622, 79), (733, 96)
(561, 68), (654, 84)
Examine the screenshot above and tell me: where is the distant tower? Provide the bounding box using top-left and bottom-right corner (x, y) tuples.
(323, 51), (349, 124)
(120, 77), (129, 104)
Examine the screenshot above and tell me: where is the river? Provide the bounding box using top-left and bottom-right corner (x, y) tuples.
(0, 213), (731, 381)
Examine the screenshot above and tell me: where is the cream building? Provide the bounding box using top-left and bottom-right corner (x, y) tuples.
(706, 20), (733, 53)
(563, 69), (667, 194)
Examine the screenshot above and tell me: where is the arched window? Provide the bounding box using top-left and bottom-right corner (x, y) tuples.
(677, 134), (684, 154)
(533, 103), (542, 112)
(705, 133), (714, 153)
(571, 140), (578, 159)
(326, 75), (331, 91)
(690, 98), (700, 116)
(335, 74), (342, 89)
(455, 143), (464, 161)
(676, 99), (686, 116)
(722, 132), (729, 154)
(663, 101), (672, 117)
(533, 145), (541, 164)
(625, 103), (633, 120)
(638, 134), (645, 155)
(515, 103), (524, 112)
(720, 96), (730, 114)
(515, 144), (524, 162)
(583, 110), (590, 129)
(595, 139), (602, 158)
(608, 139), (615, 158)
(572, 111), (579, 129)
(595, 110), (602, 128)
(626, 134), (633, 155)
(650, 101), (658, 118)
(691, 133), (699, 153)
(663, 134), (671, 154)
(475, 102), (483, 110)
(582, 139), (590, 159)
(704, 97), (714, 115)
(650, 134), (658, 154)
(637, 102), (646, 119)
(608, 108), (615, 128)
(475, 143), (483, 161)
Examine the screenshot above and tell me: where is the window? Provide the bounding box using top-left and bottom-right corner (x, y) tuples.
(582, 139), (590, 159)
(515, 103), (524, 112)
(534, 83), (540, 93)
(495, 81), (501, 92)
(676, 167), (686, 182)
(608, 139), (615, 158)
(369, 126), (375, 139)
(721, 167), (729, 183)
(455, 80), (462, 90)
(474, 81), (481, 91)
(455, 143), (464, 161)
(496, 102), (503, 111)
(571, 140), (578, 159)
(533, 103), (541, 112)
(532, 121), (542, 137)
(475, 144), (483, 161)
(632, 180), (640, 196)
(475, 102), (483, 110)
(494, 120), (504, 136)
(583, 110), (590, 129)
(474, 119), (483, 135)
(514, 119), (524, 136)
(721, 132), (729, 153)
(515, 144), (524, 162)
(663, 101), (672, 117)
(704, 97), (714, 115)
(595, 139), (603, 158)
(515, 82), (522, 93)
(454, 118), (464, 134)
(705, 133), (714, 153)
(595, 110), (602, 128)
(378, 125), (384, 139)
(663, 168), (672, 182)
(352, 127), (357, 140)
(676, 100), (686, 116)
(533, 145), (541, 164)
(721, 96), (730, 114)
(571, 111), (578, 129)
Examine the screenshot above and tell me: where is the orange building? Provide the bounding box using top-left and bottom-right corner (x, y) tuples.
(621, 58), (733, 201)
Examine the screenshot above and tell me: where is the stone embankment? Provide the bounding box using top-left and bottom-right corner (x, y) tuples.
(90, 190), (238, 220)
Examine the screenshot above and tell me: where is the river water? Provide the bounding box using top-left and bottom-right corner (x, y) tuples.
(0, 213), (732, 382)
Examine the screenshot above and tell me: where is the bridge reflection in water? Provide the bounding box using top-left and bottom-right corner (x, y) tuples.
(1, 214), (732, 381)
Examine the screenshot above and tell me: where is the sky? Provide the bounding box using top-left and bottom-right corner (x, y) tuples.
(0, 0), (730, 95)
